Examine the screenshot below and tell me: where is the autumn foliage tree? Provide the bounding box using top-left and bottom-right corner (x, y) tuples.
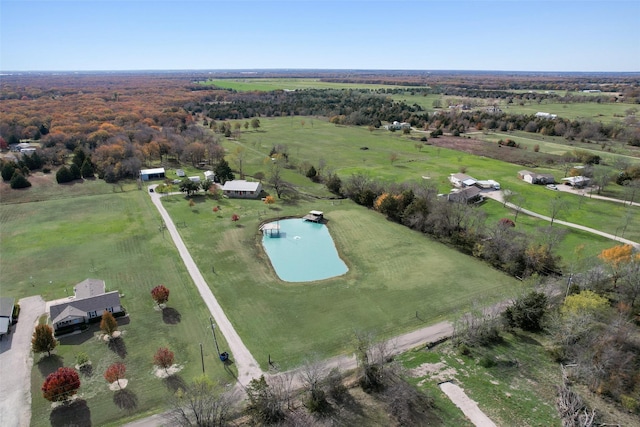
(104, 362), (126, 389)
(231, 213), (240, 223)
(32, 324), (57, 357)
(42, 367), (80, 402)
(264, 195), (275, 207)
(153, 347), (175, 374)
(100, 310), (118, 337)
(599, 244), (636, 286)
(151, 285), (170, 306)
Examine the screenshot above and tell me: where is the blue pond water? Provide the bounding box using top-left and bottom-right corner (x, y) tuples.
(262, 219), (348, 282)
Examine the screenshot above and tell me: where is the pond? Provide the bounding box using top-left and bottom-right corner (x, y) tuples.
(261, 218), (348, 282)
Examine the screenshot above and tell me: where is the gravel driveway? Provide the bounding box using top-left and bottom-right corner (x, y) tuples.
(0, 295), (46, 427)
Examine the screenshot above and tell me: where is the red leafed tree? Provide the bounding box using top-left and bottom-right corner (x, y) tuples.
(151, 285), (170, 306)
(104, 362), (126, 388)
(153, 347), (175, 373)
(498, 218), (516, 228)
(231, 213), (240, 223)
(42, 367), (80, 402)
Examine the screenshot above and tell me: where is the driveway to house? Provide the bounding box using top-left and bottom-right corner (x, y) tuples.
(0, 295), (46, 427)
(484, 190), (640, 249)
(147, 185), (262, 385)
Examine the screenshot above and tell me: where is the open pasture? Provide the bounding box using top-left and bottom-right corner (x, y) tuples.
(0, 185), (233, 427)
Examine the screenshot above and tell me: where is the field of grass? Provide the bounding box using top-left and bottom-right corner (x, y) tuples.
(0, 179), (233, 427)
(214, 117), (638, 261)
(400, 332), (562, 426)
(199, 78), (420, 92)
(162, 192), (520, 370)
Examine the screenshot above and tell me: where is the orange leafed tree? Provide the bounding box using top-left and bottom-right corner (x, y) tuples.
(264, 195), (275, 206)
(599, 244), (635, 286)
(150, 285), (170, 306)
(153, 347), (175, 373)
(104, 362), (126, 389)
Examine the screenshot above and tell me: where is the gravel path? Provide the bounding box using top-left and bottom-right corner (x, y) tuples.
(439, 381), (497, 427)
(0, 295), (46, 427)
(148, 186), (262, 385)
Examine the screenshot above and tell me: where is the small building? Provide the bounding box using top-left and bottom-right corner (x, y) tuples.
(518, 170), (555, 185)
(204, 171), (215, 182)
(303, 210), (324, 223)
(221, 180), (263, 199)
(176, 169), (186, 177)
(49, 279), (123, 335)
(562, 176), (591, 188)
(20, 147), (37, 155)
(535, 112), (557, 119)
(449, 173), (477, 188)
(0, 297), (15, 339)
(447, 187), (483, 204)
(140, 167), (166, 181)
(188, 176), (201, 183)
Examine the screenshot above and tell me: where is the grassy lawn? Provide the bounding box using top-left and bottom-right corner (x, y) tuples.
(163, 192), (521, 371)
(400, 332), (562, 426)
(0, 179), (233, 427)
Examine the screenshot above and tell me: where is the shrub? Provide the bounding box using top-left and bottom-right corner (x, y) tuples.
(42, 367), (81, 402)
(76, 352), (90, 367)
(10, 172), (31, 189)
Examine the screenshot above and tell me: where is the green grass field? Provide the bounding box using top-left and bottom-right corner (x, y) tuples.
(215, 117), (638, 261)
(0, 181), (233, 427)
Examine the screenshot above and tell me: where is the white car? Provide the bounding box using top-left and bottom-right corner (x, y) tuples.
(546, 184), (558, 191)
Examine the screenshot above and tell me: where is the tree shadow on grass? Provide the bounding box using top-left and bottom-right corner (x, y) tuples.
(163, 374), (187, 393)
(162, 307), (182, 325)
(113, 389), (138, 411)
(49, 399), (91, 427)
(79, 364), (93, 377)
(36, 354), (63, 377)
(108, 337), (127, 358)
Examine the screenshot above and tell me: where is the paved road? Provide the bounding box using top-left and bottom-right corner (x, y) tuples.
(148, 186), (262, 385)
(485, 190), (640, 249)
(0, 295), (46, 427)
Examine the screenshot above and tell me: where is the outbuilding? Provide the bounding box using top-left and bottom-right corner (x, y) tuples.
(0, 297), (15, 339)
(139, 168), (166, 181)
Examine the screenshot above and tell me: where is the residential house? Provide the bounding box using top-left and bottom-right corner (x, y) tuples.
(449, 173), (477, 188)
(49, 279), (123, 334)
(0, 297), (15, 339)
(518, 170), (555, 185)
(448, 186), (483, 204)
(221, 180), (263, 199)
(535, 112), (557, 119)
(561, 176), (591, 188)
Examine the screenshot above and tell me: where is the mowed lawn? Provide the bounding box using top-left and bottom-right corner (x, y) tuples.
(163, 194), (520, 370)
(0, 182), (232, 427)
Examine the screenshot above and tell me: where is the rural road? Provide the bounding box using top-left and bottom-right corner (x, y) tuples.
(484, 189), (640, 249)
(147, 185), (262, 385)
(0, 295), (45, 427)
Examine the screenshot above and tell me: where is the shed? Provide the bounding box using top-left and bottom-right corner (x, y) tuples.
(140, 168), (166, 181)
(204, 170), (215, 181)
(0, 297), (15, 337)
(303, 210), (324, 223)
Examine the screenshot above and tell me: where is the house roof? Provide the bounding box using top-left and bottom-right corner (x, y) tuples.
(140, 168), (165, 175)
(449, 186), (481, 202)
(0, 297), (15, 318)
(0, 318), (9, 334)
(51, 305), (87, 325)
(222, 180), (261, 192)
(450, 173), (475, 182)
(74, 278), (106, 300)
(49, 291), (121, 324)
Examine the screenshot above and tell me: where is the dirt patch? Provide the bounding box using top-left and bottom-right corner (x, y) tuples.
(410, 362), (458, 384)
(152, 364), (184, 379)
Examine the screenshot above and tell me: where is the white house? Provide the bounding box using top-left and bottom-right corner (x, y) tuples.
(535, 112), (557, 119)
(221, 180), (263, 199)
(140, 168), (165, 181)
(188, 176), (201, 183)
(561, 176), (591, 188)
(204, 171), (215, 182)
(49, 279), (123, 334)
(518, 170), (555, 185)
(176, 169), (186, 177)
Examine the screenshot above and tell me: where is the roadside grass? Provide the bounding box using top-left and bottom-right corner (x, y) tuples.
(0, 184), (233, 426)
(400, 332), (561, 426)
(163, 192), (520, 370)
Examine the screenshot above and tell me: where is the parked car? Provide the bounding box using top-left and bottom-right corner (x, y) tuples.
(546, 184), (558, 191)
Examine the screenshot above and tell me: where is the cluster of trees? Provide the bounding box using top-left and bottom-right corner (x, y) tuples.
(453, 244), (640, 419)
(425, 109), (639, 147)
(332, 175), (560, 278)
(193, 89), (427, 127)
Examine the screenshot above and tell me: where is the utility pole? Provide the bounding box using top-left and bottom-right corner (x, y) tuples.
(209, 317), (220, 355)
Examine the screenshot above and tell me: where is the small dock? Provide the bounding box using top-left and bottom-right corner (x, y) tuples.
(302, 210), (324, 223)
(259, 222), (281, 237)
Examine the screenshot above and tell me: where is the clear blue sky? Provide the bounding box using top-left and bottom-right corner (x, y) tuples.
(1, 0), (639, 72)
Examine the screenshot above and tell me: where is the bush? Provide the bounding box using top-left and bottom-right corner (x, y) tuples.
(502, 291), (548, 332)
(56, 166), (73, 183)
(10, 172), (31, 189)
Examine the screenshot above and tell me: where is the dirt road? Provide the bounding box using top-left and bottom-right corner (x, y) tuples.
(148, 186), (262, 385)
(0, 295), (46, 427)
